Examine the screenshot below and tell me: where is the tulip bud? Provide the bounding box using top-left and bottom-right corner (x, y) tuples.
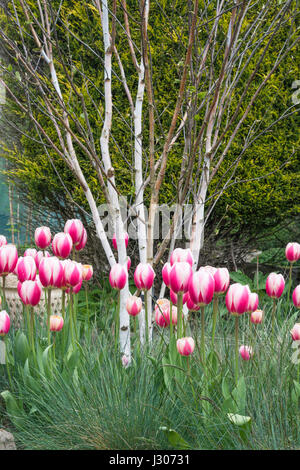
(247, 292), (259, 313)
(291, 323), (300, 341)
(112, 232), (129, 251)
(213, 268), (230, 294)
(126, 296), (142, 316)
(134, 263), (155, 291)
(0, 310), (10, 336)
(188, 270), (215, 306)
(16, 256), (37, 282)
(24, 248), (37, 259)
(52, 233), (73, 259)
(0, 244), (18, 276)
(170, 248), (194, 267)
(18, 280), (42, 306)
(34, 250), (50, 270)
(176, 337), (195, 356)
(39, 257), (64, 288)
(266, 273), (285, 299)
(169, 262), (192, 294)
(292, 285), (300, 309)
(239, 345), (253, 361)
(250, 309), (264, 324)
(49, 314), (64, 332)
(82, 265), (93, 281)
(225, 283), (250, 316)
(64, 219), (84, 247)
(285, 242), (300, 263)
(35, 226), (51, 250)
(109, 264), (128, 290)
(63, 260), (82, 287)
(75, 228), (87, 252)
(162, 262), (172, 288)
(66, 278), (82, 295)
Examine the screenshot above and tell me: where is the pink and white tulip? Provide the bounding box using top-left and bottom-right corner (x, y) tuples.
(0, 244), (18, 276)
(82, 265), (93, 282)
(186, 293), (201, 311)
(35, 226), (51, 250)
(170, 290), (188, 306)
(109, 263), (128, 290)
(213, 268), (230, 294)
(64, 219), (84, 247)
(75, 228), (87, 252)
(225, 283), (250, 316)
(24, 248), (37, 259)
(126, 256), (131, 271)
(292, 285), (300, 309)
(0, 236), (7, 248)
(16, 256), (37, 282)
(155, 300), (178, 327)
(112, 231), (129, 251)
(52, 233), (73, 259)
(266, 273), (285, 299)
(169, 262), (192, 294)
(285, 242), (300, 263)
(66, 278), (82, 295)
(247, 292), (259, 313)
(63, 260), (82, 287)
(134, 263), (155, 291)
(49, 315), (64, 332)
(239, 345), (253, 361)
(177, 337), (195, 356)
(0, 310), (10, 336)
(34, 250), (50, 270)
(162, 262), (172, 288)
(291, 323), (300, 341)
(170, 248), (194, 267)
(188, 270), (215, 306)
(250, 309), (264, 324)
(18, 279), (42, 306)
(39, 257), (64, 288)
(126, 296), (142, 316)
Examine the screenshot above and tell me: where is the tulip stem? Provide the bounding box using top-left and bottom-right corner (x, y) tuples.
(2, 275), (7, 310)
(211, 296), (219, 349)
(271, 298), (276, 350)
(115, 290), (120, 352)
(47, 288), (52, 348)
(85, 282), (90, 337)
(169, 299), (173, 340)
(4, 336), (13, 390)
(201, 306), (206, 366)
(235, 317), (239, 385)
(288, 263), (293, 304)
(144, 291), (148, 344)
(61, 289), (66, 352)
(30, 306), (37, 366)
(177, 292), (183, 339)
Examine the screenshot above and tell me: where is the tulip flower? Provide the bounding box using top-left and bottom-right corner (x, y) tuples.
(239, 345), (253, 361)
(291, 323), (300, 341)
(292, 285), (300, 309)
(247, 292), (259, 313)
(266, 273), (285, 299)
(34, 250), (50, 269)
(126, 256), (131, 271)
(177, 337), (195, 356)
(66, 278), (82, 295)
(250, 309), (264, 324)
(200, 265), (217, 276)
(112, 231), (129, 251)
(16, 256), (37, 282)
(0, 244), (18, 276)
(225, 283), (250, 316)
(75, 228), (87, 252)
(213, 268), (230, 294)
(170, 248), (194, 267)
(52, 233), (73, 259)
(49, 314), (64, 332)
(18, 279), (42, 306)
(64, 219), (84, 247)
(63, 260), (82, 288)
(24, 248), (37, 259)
(285, 242), (300, 263)
(169, 262), (192, 294)
(134, 263), (155, 291)
(0, 310), (10, 336)
(122, 355), (129, 368)
(39, 256), (64, 288)
(126, 295), (142, 317)
(35, 226), (51, 250)
(162, 262), (172, 288)
(109, 263), (128, 290)
(186, 293), (201, 312)
(188, 270), (215, 306)
(0, 236), (7, 248)
(82, 264), (93, 281)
